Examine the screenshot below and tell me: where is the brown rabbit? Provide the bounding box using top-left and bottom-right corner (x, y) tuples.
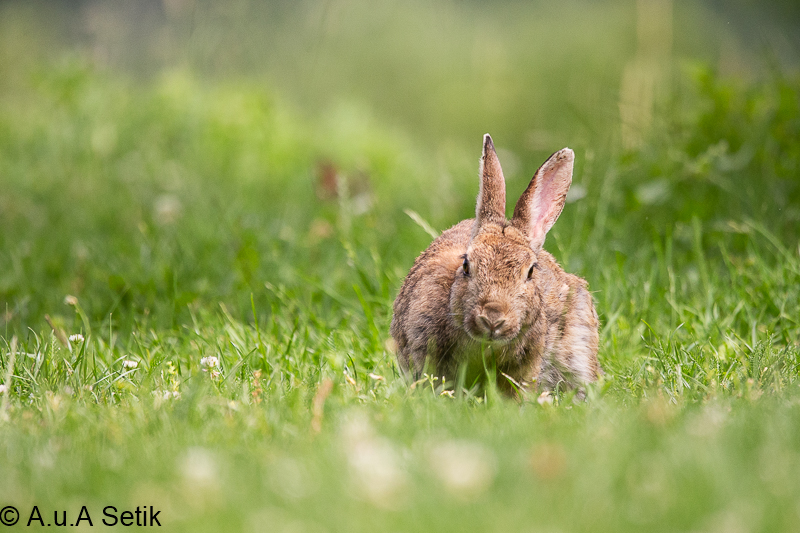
(391, 134), (600, 395)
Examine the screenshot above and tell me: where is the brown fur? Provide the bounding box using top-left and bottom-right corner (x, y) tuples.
(391, 134), (600, 395)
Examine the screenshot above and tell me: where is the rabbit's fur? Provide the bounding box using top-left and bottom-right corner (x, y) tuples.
(391, 134), (600, 395)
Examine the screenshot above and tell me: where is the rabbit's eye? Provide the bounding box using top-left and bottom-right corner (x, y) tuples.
(462, 257), (470, 276)
(527, 264), (536, 280)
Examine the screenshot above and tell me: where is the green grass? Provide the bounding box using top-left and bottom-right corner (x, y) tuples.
(1, 1), (800, 531)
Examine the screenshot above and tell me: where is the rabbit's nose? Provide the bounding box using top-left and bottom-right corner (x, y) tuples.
(481, 316), (506, 330)
(478, 304), (507, 334)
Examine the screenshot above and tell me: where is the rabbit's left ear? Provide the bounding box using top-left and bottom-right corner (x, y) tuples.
(511, 148), (573, 251)
(475, 134), (507, 231)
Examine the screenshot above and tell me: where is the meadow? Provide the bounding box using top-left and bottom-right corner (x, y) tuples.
(1, 1), (799, 531)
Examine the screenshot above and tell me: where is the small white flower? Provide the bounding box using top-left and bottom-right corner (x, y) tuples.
(200, 356), (220, 368)
(341, 414), (408, 509)
(122, 360), (138, 369)
(153, 390), (181, 400)
(537, 391), (554, 406)
(180, 447), (218, 487)
(69, 334), (85, 343)
(0, 384), (8, 394)
(428, 440), (497, 500)
(153, 194), (182, 226)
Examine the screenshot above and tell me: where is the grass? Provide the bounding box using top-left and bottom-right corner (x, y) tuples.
(1, 1), (800, 531)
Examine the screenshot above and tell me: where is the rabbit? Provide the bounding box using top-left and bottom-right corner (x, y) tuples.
(391, 134), (600, 396)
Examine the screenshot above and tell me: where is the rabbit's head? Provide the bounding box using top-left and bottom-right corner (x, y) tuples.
(450, 134), (574, 344)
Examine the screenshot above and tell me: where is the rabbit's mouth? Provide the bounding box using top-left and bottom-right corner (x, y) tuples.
(464, 317), (518, 344)
(465, 330), (515, 348)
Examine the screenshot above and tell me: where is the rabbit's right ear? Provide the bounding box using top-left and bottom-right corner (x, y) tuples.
(511, 148), (574, 251)
(474, 134), (507, 232)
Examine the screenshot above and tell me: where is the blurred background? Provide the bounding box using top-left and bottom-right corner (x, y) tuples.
(4, 0), (798, 141)
(0, 0), (798, 337)
(4, 0), (798, 142)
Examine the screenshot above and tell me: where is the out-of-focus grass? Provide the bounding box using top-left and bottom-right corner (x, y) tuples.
(1, 1), (800, 531)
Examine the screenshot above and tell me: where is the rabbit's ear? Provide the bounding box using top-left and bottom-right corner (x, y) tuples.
(475, 134), (507, 230)
(511, 148), (573, 251)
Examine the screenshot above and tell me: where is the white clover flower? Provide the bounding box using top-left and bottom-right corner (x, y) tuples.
(537, 391), (554, 405)
(69, 334), (85, 343)
(200, 356), (220, 368)
(153, 194), (182, 226)
(427, 439), (497, 500)
(153, 390), (181, 401)
(180, 447), (218, 487)
(122, 360), (138, 369)
(341, 414), (408, 509)
(0, 384), (8, 394)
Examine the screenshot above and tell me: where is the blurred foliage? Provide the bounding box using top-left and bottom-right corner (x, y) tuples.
(620, 66), (800, 239)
